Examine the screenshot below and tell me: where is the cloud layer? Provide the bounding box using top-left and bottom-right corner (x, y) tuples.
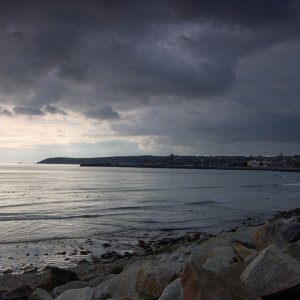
(0, 0), (300, 160)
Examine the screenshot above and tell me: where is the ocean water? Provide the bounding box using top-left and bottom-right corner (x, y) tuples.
(0, 164), (300, 271)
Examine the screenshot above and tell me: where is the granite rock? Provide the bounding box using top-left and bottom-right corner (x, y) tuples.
(182, 262), (261, 300)
(28, 288), (53, 300)
(229, 227), (256, 248)
(233, 243), (257, 261)
(53, 281), (89, 296)
(241, 244), (300, 297)
(94, 264), (140, 300)
(0, 285), (33, 300)
(252, 223), (288, 250)
(56, 287), (95, 300)
(158, 278), (184, 300)
(283, 240), (300, 262)
(202, 257), (231, 273)
(136, 265), (178, 299)
(277, 222), (300, 243)
(219, 261), (249, 281)
(186, 237), (230, 267)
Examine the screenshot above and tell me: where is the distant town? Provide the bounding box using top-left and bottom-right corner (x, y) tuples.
(38, 154), (300, 171)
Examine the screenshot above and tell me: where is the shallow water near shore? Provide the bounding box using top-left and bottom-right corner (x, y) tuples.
(0, 164), (300, 273)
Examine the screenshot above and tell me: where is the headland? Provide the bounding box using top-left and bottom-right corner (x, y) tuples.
(38, 154), (300, 172)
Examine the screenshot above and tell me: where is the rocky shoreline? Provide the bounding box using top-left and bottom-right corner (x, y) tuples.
(0, 208), (300, 300)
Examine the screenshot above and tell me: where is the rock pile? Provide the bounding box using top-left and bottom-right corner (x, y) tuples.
(1, 208), (300, 300)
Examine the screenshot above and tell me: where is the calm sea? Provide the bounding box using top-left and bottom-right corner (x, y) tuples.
(0, 164), (299, 271)
(1, 164), (300, 242)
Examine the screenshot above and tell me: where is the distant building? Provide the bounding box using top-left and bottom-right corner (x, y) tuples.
(247, 160), (261, 167)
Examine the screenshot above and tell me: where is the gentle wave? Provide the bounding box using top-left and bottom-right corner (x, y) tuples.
(186, 200), (217, 205)
(0, 235), (84, 244)
(240, 184), (276, 188)
(0, 212), (140, 221)
(159, 226), (205, 231)
(0, 202), (55, 209)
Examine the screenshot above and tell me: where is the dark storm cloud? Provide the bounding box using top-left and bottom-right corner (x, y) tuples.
(44, 105), (67, 115)
(168, 0), (298, 26)
(13, 106), (45, 116)
(1, 0), (298, 98)
(13, 104), (67, 116)
(0, 107), (13, 117)
(85, 105), (120, 120)
(0, 0), (300, 152)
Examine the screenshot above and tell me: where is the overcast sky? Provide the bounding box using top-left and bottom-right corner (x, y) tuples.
(0, 0), (300, 162)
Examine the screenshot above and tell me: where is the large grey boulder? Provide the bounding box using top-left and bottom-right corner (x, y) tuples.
(89, 274), (115, 287)
(186, 238), (230, 267)
(95, 260), (179, 300)
(283, 240), (300, 262)
(55, 287), (94, 300)
(28, 288), (53, 300)
(157, 255), (185, 274)
(226, 227), (256, 248)
(158, 243), (197, 272)
(164, 252), (181, 263)
(94, 264), (141, 300)
(277, 222), (300, 243)
(0, 285), (33, 300)
(93, 280), (111, 300)
(158, 278), (184, 300)
(53, 281), (89, 296)
(219, 261), (249, 281)
(182, 242), (206, 255)
(208, 246), (236, 262)
(182, 262), (261, 300)
(136, 265), (178, 299)
(241, 244), (300, 297)
(233, 243), (257, 262)
(198, 245), (236, 274)
(202, 257), (232, 273)
(252, 221), (300, 250)
(159, 247), (188, 268)
(252, 223), (288, 250)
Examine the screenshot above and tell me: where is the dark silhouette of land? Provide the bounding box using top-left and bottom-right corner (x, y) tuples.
(38, 154), (300, 172)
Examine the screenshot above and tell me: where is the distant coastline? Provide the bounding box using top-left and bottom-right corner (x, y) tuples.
(38, 154), (300, 172)
(79, 163), (300, 172)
